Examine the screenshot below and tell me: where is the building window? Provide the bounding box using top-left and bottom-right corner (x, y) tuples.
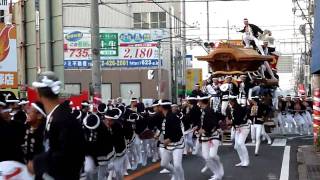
(0, 10), (4, 23)
(133, 12), (166, 29)
(120, 83), (141, 105)
(101, 84), (112, 103)
(65, 84), (81, 95)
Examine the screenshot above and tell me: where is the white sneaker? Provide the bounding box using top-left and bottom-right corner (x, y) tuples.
(160, 169), (170, 174)
(201, 166), (208, 173)
(241, 162), (249, 167)
(209, 176), (222, 180)
(235, 162), (243, 167)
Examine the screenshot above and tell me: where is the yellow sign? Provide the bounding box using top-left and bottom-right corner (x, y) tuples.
(186, 68), (202, 95)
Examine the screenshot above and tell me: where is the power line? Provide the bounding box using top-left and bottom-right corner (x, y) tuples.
(149, 0), (194, 28)
(63, 0), (248, 5)
(64, 2), (206, 44)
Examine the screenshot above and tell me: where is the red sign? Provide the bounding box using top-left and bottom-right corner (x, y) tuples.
(27, 87), (89, 108)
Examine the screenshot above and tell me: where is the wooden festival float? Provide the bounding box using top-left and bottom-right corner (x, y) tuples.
(196, 42), (279, 87)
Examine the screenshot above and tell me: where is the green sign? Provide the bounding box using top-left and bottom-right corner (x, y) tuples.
(100, 33), (118, 56)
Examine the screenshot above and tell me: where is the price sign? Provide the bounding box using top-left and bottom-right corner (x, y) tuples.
(65, 49), (91, 60)
(64, 29), (167, 69)
(119, 42), (158, 59)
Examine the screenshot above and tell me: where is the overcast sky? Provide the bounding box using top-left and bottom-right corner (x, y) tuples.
(186, 0), (299, 52)
(185, 0), (303, 92)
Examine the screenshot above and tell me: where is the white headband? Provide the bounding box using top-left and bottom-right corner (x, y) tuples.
(148, 110), (156, 115)
(197, 95), (211, 100)
(186, 96), (197, 100)
(83, 114), (100, 130)
(128, 113), (140, 122)
(4, 94), (19, 103)
(151, 102), (160, 107)
(159, 100), (172, 106)
(229, 95), (238, 100)
(18, 101), (29, 105)
(81, 102), (90, 106)
(1, 108), (12, 113)
(105, 108), (122, 120)
(32, 76), (61, 95)
(76, 110), (82, 119)
(31, 103), (46, 117)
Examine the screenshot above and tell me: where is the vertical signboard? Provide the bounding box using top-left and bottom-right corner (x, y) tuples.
(0, 24), (17, 89)
(100, 33), (118, 56)
(186, 68), (202, 95)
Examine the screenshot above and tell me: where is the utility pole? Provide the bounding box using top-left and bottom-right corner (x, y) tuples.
(91, 0), (102, 101)
(182, 0), (187, 97)
(157, 42), (162, 99)
(207, 0), (210, 41)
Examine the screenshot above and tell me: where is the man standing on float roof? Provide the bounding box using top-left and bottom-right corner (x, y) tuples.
(239, 18), (265, 55)
(28, 71), (85, 180)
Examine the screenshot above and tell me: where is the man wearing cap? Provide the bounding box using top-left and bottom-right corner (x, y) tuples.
(197, 95), (224, 180)
(239, 18), (265, 55)
(158, 100), (185, 180)
(29, 71), (85, 179)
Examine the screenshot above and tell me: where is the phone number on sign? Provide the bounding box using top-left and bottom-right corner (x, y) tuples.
(101, 60), (129, 67)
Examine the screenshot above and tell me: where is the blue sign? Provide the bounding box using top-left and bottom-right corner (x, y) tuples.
(65, 31), (83, 42)
(64, 59), (159, 69)
(119, 32), (152, 43)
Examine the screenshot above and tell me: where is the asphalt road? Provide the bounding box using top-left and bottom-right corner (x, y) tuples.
(125, 134), (313, 180)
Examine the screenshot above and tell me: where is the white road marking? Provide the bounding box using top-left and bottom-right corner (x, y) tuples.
(272, 138), (287, 147)
(287, 135), (312, 140)
(222, 142), (256, 146)
(280, 146), (291, 180)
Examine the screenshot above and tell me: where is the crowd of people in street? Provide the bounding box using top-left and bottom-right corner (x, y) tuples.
(0, 18), (314, 180)
(0, 71), (314, 180)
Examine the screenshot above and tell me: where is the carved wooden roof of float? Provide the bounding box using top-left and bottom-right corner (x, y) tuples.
(196, 43), (274, 72)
